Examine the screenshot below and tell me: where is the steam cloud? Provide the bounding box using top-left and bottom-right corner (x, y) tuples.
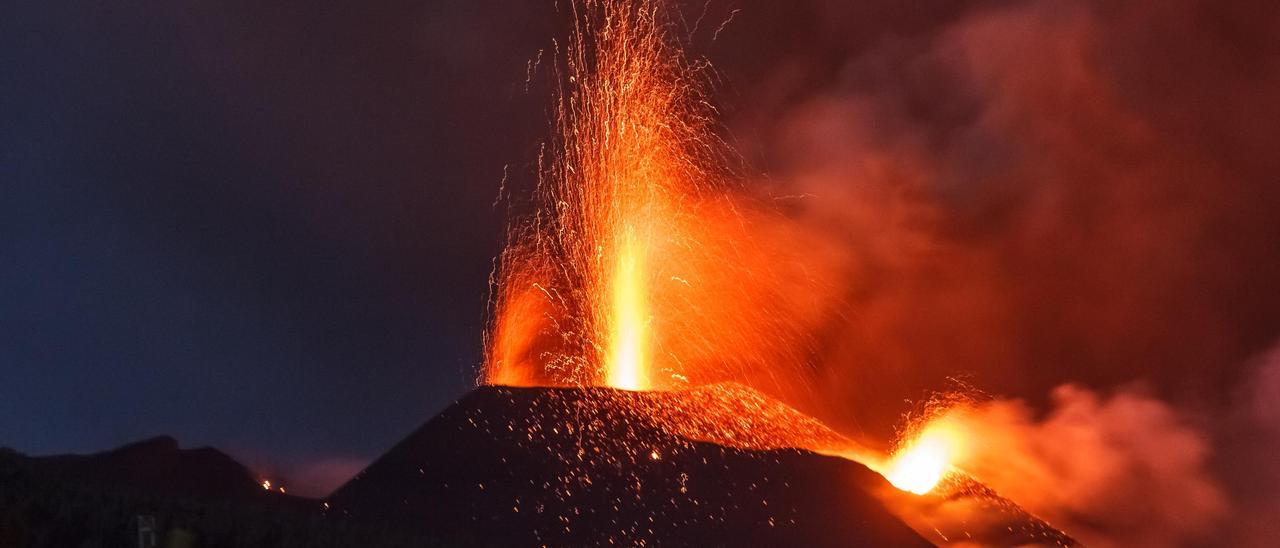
(702, 0), (1280, 544)
(934, 386), (1227, 546)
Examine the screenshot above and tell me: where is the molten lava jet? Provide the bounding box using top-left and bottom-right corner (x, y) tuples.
(606, 230), (649, 390)
(485, 0), (725, 391)
(484, 0), (829, 395)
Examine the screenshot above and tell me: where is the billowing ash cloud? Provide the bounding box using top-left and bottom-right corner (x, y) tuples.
(693, 0), (1280, 544)
(726, 0), (1280, 431)
(932, 385), (1227, 546)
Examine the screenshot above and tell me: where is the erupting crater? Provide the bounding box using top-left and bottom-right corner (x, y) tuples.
(446, 0), (1080, 544)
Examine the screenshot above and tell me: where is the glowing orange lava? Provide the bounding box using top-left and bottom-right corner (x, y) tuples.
(485, 0), (837, 397)
(484, 0), (735, 391)
(886, 436), (950, 494)
(883, 414), (966, 494)
(606, 228), (649, 390)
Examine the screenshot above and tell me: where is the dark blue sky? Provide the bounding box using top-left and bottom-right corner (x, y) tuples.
(1, 1), (560, 464)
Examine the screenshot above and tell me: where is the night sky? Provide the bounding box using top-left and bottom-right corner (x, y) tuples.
(2, 1), (562, 472)
(5, 0), (1280, 499)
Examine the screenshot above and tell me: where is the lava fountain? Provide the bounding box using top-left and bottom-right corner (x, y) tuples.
(484, 0), (759, 391)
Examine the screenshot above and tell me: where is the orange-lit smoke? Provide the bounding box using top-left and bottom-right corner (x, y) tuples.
(878, 385), (1228, 546)
(484, 0), (835, 394)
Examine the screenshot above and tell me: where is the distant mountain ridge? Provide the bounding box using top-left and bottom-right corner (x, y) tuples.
(0, 438), (434, 547)
(24, 435), (269, 501)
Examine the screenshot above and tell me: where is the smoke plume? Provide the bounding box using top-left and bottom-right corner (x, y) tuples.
(699, 0), (1280, 544)
(733, 0), (1280, 433)
(929, 386), (1227, 546)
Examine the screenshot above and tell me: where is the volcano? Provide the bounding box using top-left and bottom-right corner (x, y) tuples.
(329, 383), (1075, 546)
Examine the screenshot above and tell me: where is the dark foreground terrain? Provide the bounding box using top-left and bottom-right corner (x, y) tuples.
(330, 384), (932, 546)
(0, 437), (442, 547)
(1, 385), (1074, 546)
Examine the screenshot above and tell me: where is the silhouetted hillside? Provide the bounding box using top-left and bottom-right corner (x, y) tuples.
(330, 384), (933, 546)
(0, 441), (442, 547)
(26, 435), (268, 502)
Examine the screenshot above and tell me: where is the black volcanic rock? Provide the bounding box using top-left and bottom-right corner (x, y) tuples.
(329, 384), (934, 547)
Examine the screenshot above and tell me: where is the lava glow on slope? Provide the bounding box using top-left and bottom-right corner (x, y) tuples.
(884, 422), (963, 495)
(876, 396), (979, 495)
